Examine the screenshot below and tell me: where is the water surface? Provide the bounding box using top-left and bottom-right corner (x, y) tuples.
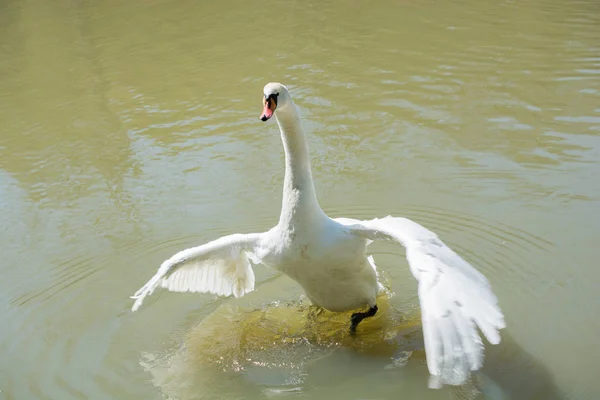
(1, 0), (599, 399)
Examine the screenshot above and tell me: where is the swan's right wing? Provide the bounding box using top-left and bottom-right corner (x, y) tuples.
(131, 233), (264, 311)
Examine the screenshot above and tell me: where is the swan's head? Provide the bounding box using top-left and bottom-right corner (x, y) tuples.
(260, 82), (291, 121)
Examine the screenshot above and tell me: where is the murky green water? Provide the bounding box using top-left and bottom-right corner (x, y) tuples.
(1, 0), (599, 398)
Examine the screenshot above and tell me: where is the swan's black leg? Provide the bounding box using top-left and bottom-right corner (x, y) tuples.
(349, 305), (378, 334)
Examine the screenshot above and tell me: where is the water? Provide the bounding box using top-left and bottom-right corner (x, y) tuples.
(0, 0), (598, 398)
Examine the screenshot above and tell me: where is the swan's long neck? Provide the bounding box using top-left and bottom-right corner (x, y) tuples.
(275, 103), (323, 229)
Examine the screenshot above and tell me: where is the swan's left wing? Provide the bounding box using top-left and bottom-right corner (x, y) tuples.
(130, 233), (264, 312)
(338, 216), (505, 388)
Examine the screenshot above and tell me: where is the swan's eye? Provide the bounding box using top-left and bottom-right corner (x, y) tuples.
(265, 93), (279, 106)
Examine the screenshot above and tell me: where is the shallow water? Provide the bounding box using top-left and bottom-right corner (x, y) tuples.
(1, 0), (599, 398)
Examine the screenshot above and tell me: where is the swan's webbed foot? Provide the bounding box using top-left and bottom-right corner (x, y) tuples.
(349, 305), (378, 335)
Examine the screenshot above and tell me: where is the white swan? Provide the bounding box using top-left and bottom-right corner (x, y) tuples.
(131, 82), (505, 388)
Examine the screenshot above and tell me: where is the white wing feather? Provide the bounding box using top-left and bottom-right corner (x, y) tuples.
(338, 216), (505, 387)
(131, 233), (263, 312)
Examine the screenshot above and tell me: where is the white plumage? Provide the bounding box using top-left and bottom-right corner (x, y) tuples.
(131, 233), (261, 311)
(131, 83), (505, 388)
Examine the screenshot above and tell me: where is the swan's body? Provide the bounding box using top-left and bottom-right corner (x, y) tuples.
(260, 216), (377, 312)
(131, 83), (505, 388)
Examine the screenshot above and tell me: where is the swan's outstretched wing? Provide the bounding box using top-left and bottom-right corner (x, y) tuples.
(338, 216), (505, 387)
(131, 233), (264, 312)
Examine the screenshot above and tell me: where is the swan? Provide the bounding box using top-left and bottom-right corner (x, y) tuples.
(130, 82), (505, 388)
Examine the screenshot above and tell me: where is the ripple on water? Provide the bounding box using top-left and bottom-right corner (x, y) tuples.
(2, 249), (121, 399)
(403, 205), (553, 286)
(10, 253), (99, 307)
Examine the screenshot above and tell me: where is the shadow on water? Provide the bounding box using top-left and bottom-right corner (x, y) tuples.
(476, 331), (563, 400)
(142, 285), (563, 400)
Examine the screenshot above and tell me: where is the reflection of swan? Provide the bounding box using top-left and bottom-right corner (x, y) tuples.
(131, 82), (505, 388)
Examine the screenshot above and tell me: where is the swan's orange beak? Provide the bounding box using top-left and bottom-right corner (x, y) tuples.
(260, 96), (277, 121)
